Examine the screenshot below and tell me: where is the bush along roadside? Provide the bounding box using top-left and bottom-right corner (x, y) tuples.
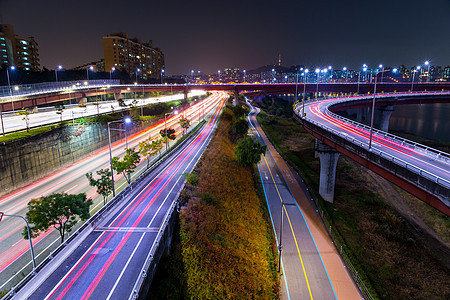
(148, 103), (279, 299)
(255, 100), (450, 300)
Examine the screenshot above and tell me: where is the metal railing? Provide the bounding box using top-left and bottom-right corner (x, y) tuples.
(0, 80), (120, 98)
(294, 100), (450, 203)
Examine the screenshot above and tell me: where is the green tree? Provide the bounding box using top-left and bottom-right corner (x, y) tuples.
(232, 104), (247, 120)
(86, 169), (113, 205)
(178, 116), (190, 135)
(234, 136), (266, 168)
(55, 104), (65, 123)
(23, 193), (92, 243)
(15, 108), (32, 132)
(112, 147), (141, 184)
(139, 137), (164, 168)
(160, 128), (176, 144)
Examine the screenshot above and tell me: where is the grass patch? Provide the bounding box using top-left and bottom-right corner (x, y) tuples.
(0, 125), (57, 143)
(148, 105), (279, 299)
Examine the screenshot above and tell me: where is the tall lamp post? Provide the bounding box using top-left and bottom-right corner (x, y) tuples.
(343, 67), (347, 83)
(357, 65), (367, 95)
(161, 69), (165, 84)
(55, 65), (62, 83)
(302, 69), (309, 117)
(368, 68), (396, 150)
(294, 67), (303, 103)
(315, 68), (320, 97)
(243, 69), (246, 82)
(411, 65), (421, 92)
(379, 64), (384, 83)
(164, 110), (178, 150)
(277, 201), (295, 272)
(110, 67), (115, 80)
(86, 66), (94, 81)
(424, 61), (430, 82)
(7, 66), (15, 112)
(1, 213), (36, 272)
(107, 117), (132, 197)
(135, 68), (140, 84)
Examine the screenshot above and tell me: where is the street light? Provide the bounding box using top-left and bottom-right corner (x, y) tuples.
(368, 68), (396, 150)
(110, 67), (115, 80)
(243, 69), (246, 82)
(424, 61), (430, 82)
(217, 70), (221, 82)
(1, 213), (36, 273)
(161, 69), (165, 84)
(357, 65), (367, 95)
(302, 69), (309, 117)
(86, 66), (94, 81)
(164, 110), (178, 150)
(411, 65), (421, 92)
(328, 66), (332, 82)
(315, 68), (320, 97)
(55, 65), (62, 82)
(6, 66), (15, 112)
(379, 64), (384, 83)
(107, 117), (132, 197)
(343, 67), (347, 82)
(277, 201), (295, 272)
(135, 68), (140, 84)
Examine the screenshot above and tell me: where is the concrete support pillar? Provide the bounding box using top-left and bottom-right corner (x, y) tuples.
(233, 90), (239, 106)
(315, 139), (340, 203)
(377, 105), (395, 132)
(114, 93), (122, 101)
(77, 97), (87, 106)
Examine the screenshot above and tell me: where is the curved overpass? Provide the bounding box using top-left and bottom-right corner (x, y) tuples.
(3, 81), (450, 112)
(293, 92), (450, 216)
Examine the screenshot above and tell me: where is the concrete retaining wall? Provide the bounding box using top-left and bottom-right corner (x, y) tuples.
(0, 119), (157, 197)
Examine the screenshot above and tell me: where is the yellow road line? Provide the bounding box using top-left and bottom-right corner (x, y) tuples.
(262, 154), (314, 300)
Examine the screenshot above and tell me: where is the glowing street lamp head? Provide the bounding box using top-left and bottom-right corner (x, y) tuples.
(424, 60), (429, 65)
(379, 64), (383, 68)
(363, 67), (367, 72)
(315, 68), (320, 73)
(416, 66), (421, 70)
(173, 110), (179, 115)
(363, 64), (367, 68)
(10, 66), (15, 70)
(393, 68), (398, 73)
(137, 68), (140, 72)
(112, 67), (115, 71)
(89, 66), (94, 71)
(343, 67), (347, 71)
(305, 68), (309, 73)
(58, 65), (63, 70)
(328, 66), (332, 70)
(124, 117), (132, 124)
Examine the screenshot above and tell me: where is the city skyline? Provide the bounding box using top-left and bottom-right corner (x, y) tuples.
(1, 0), (450, 75)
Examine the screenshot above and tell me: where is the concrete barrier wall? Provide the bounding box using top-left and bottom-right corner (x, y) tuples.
(0, 119), (157, 197)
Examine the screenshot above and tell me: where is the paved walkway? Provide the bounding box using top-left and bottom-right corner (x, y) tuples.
(248, 104), (361, 300)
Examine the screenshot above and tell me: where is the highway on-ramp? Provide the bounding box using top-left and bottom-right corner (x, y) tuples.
(14, 94), (227, 299)
(0, 92), (224, 292)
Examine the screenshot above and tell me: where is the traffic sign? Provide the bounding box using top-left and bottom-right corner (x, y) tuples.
(0, 212), (3, 222)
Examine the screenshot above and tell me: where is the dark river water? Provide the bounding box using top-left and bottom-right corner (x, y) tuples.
(275, 94), (450, 143)
(388, 103), (450, 143)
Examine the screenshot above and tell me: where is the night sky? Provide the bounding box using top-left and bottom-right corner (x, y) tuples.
(2, 0), (450, 75)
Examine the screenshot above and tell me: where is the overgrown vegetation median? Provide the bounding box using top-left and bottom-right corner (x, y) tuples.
(148, 103), (279, 299)
(255, 96), (449, 299)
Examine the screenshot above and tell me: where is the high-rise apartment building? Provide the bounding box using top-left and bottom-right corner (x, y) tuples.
(103, 32), (164, 81)
(0, 24), (40, 71)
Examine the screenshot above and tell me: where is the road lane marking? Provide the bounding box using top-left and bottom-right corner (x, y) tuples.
(262, 154), (314, 300)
